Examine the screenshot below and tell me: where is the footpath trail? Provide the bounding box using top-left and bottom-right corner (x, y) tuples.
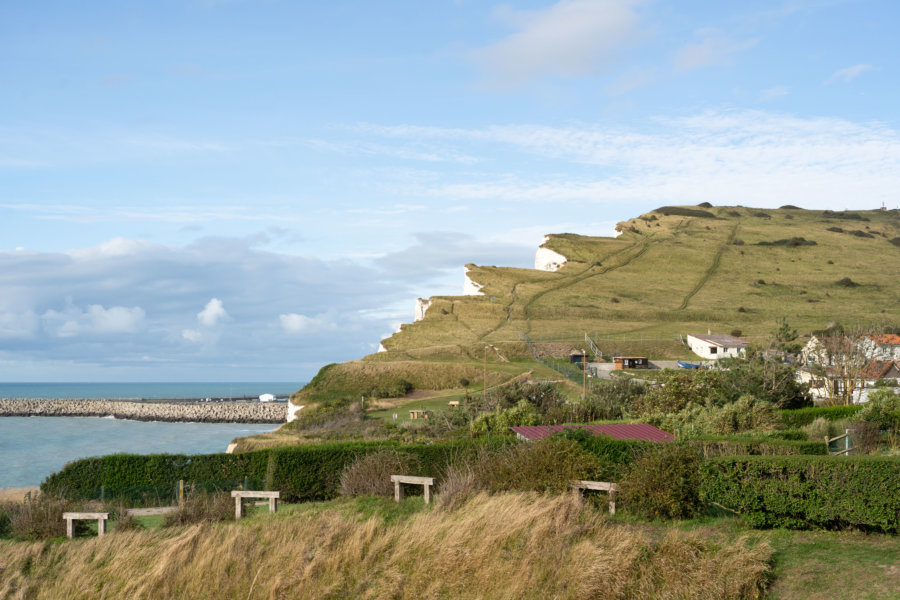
(677, 221), (740, 311)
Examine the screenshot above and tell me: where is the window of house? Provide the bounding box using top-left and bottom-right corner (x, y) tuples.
(709, 347), (718, 354)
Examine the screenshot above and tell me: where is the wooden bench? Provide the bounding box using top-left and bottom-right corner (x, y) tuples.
(62, 512), (109, 539)
(231, 490), (280, 519)
(390, 475), (436, 504)
(572, 481), (620, 515)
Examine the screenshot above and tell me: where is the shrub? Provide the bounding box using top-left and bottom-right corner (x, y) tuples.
(801, 417), (833, 441)
(689, 436), (826, 457)
(780, 405), (863, 428)
(1, 496), (77, 539)
(470, 400), (541, 434)
(847, 422), (880, 454)
(112, 510), (143, 532)
(655, 206), (717, 218)
(620, 444), (702, 520)
(163, 490), (233, 526)
(436, 461), (478, 510)
(340, 450), (413, 497)
(700, 455), (900, 532)
(480, 439), (600, 494)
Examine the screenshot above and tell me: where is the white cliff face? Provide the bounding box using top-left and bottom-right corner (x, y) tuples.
(286, 403), (305, 423)
(463, 266), (485, 296)
(414, 298), (432, 322)
(535, 236), (567, 272)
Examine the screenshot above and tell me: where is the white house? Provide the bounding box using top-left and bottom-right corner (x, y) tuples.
(859, 334), (900, 361)
(686, 333), (748, 360)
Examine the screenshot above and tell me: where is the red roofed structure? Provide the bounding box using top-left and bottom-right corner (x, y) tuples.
(509, 424), (674, 443)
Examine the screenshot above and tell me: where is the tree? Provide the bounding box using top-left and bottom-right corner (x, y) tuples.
(809, 325), (871, 406)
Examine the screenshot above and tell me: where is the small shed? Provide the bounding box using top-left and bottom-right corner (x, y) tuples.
(613, 356), (649, 370)
(510, 424), (674, 443)
(569, 351), (588, 364)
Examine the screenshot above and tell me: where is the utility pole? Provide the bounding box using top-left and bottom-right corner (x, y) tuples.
(582, 349), (587, 399)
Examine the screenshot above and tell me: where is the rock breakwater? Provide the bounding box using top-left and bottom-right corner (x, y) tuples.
(0, 398), (285, 423)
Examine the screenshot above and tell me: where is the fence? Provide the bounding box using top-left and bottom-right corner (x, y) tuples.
(55, 477), (265, 508)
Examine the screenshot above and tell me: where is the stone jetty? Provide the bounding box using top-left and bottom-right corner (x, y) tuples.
(0, 398), (286, 423)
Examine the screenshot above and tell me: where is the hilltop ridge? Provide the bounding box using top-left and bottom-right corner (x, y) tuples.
(294, 204), (900, 403)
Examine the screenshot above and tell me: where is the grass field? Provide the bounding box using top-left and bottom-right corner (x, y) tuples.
(2, 493), (898, 599)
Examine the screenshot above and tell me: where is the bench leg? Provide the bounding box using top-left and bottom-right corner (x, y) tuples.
(424, 484), (431, 505)
(608, 491), (617, 515)
(98, 518), (106, 537)
(269, 497), (277, 513)
(66, 518), (74, 539)
(235, 497), (243, 520)
(394, 481), (402, 503)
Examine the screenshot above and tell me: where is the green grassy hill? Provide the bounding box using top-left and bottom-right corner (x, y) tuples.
(296, 205), (900, 403)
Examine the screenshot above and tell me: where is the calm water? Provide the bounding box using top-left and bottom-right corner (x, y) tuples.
(0, 381), (303, 400)
(0, 382), (304, 488)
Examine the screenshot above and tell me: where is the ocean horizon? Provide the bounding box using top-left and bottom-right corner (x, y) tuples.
(0, 381), (305, 488)
(0, 381), (305, 400)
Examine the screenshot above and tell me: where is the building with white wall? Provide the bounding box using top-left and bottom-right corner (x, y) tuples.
(686, 333), (748, 360)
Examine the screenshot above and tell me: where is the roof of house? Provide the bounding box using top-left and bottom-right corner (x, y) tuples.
(862, 360), (900, 380)
(869, 334), (900, 346)
(688, 333), (749, 348)
(509, 424), (675, 443)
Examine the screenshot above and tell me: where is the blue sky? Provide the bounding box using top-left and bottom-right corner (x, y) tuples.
(1, 0), (898, 381)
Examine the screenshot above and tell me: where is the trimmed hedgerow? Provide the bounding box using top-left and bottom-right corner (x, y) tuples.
(780, 405), (863, 428)
(41, 438), (515, 504)
(688, 436), (827, 457)
(700, 455), (900, 533)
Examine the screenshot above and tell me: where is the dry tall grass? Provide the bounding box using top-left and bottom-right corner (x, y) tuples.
(0, 492), (772, 600)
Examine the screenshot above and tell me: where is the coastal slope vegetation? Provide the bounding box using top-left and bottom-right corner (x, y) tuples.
(289, 205), (900, 418)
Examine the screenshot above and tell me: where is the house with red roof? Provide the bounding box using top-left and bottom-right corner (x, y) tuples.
(860, 334), (900, 361)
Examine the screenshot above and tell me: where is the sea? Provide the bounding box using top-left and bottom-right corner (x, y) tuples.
(0, 382), (304, 489)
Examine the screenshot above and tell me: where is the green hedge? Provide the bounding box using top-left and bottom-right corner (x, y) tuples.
(780, 405), (863, 428)
(700, 455), (900, 533)
(689, 436), (827, 457)
(41, 438), (516, 504)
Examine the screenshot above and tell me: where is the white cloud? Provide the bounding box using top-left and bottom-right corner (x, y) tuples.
(42, 304), (145, 337)
(182, 328), (203, 342)
(824, 63), (874, 85)
(472, 0), (644, 85)
(88, 305), (146, 333)
(353, 110), (900, 208)
(279, 313), (338, 334)
(197, 298), (227, 326)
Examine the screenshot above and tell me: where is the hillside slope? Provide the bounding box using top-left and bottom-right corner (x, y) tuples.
(296, 205), (900, 402)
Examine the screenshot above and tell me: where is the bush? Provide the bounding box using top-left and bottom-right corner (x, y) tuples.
(801, 417), (833, 441)
(620, 444), (702, 520)
(689, 436), (826, 457)
(340, 450), (413, 497)
(163, 490), (233, 526)
(0, 497), (78, 539)
(436, 461), (478, 510)
(780, 405), (863, 428)
(477, 439), (600, 494)
(700, 455), (900, 532)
